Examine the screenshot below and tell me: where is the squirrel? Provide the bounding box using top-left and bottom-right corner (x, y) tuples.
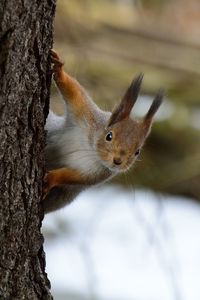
(42, 50), (163, 213)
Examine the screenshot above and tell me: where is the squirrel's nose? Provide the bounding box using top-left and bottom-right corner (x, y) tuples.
(113, 157), (122, 165)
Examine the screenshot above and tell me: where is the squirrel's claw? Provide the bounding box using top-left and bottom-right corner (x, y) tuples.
(50, 49), (64, 77)
(51, 49), (64, 66)
(51, 49), (60, 60)
(42, 172), (54, 199)
(42, 173), (49, 199)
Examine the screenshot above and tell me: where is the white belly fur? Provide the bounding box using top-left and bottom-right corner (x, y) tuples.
(46, 111), (103, 176)
(59, 125), (102, 176)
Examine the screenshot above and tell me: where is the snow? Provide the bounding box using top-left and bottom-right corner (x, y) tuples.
(42, 186), (200, 300)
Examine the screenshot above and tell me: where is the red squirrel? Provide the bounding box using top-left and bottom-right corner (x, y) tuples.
(43, 50), (163, 213)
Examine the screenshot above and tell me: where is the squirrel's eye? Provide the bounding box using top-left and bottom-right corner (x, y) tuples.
(135, 149), (140, 156)
(106, 131), (113, 142)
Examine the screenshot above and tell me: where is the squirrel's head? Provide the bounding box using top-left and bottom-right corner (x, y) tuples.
(96, 74), (163, 172)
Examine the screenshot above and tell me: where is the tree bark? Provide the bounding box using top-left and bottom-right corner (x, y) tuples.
(0, 0), (55, 299)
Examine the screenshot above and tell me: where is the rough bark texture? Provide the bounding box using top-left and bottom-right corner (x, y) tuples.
(0, 0), (56, 299)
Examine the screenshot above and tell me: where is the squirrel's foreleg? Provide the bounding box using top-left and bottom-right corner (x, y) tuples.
(43, 167), (88, 198)
(51, 50), (88, 119)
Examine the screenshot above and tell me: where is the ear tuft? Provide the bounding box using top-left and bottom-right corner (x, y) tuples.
(125, 73), (144, 107)
(108, 73), (143, 127)
(144, 89), (164, 122)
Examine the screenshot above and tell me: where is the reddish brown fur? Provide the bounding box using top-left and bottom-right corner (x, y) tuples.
(96, 118), (150, 171)
(43, 167), (89, 197)
(51, 50), (91, 120)
(43, 50), (163, 208)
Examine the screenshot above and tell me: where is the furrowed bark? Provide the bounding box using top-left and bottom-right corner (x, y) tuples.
(0, 0), (56, 299)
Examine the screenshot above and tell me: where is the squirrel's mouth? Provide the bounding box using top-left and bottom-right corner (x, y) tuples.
(97, 149), (132, 172)
(111, 158), (134, 172)
(99, 160), (120, 173)
(107, 162), (130, 173)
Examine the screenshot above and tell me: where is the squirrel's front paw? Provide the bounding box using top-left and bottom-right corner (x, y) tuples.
(50, 49), (64, 80)
(42, 171), (56, 199)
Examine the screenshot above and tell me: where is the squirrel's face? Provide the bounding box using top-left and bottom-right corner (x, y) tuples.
(96, 118), (148, 172)
(96, 74), (163, 172)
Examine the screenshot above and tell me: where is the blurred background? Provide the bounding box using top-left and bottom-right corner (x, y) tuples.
(43, 0), (200, 299)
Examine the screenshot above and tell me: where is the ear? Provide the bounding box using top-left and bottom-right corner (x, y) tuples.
(144, 89), (164, 123)
(108, 73), (143, 127)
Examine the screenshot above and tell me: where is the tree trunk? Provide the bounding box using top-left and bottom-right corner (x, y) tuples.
(0, 0), (55, 299)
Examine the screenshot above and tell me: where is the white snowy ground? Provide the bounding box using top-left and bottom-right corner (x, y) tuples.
(42, 185), (200, 300)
